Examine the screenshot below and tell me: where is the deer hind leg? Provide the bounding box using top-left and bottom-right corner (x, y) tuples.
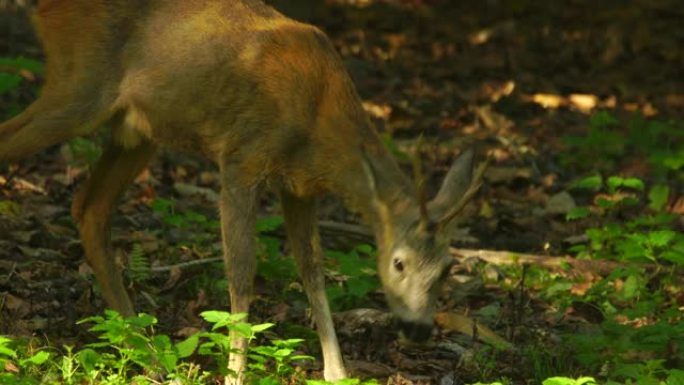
(71, 138), (157, 317)
(218, 164), (260, 385)
(0, 88), (114, 161)
(281, 189), (347, 381)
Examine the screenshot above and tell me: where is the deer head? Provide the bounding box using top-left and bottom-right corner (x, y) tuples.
(362, 148), (487, 341)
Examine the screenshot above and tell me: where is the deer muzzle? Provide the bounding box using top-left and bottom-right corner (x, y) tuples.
(397, 319), (433, 342)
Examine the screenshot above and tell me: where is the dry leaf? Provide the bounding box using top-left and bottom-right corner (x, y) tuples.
(434, 312), (512, 350)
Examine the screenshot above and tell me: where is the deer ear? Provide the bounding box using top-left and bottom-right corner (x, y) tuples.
(361, 150), (381, 200)
(361, 151), (395, 234)
(428, 148), (475, 224)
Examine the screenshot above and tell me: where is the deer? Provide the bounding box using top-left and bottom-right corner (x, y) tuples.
(0, 0), (486, 383)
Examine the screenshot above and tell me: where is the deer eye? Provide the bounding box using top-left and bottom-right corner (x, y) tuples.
(393, 258), (405, 273)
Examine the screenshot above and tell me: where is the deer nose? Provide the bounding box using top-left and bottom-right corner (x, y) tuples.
(397, 319), (433, 342)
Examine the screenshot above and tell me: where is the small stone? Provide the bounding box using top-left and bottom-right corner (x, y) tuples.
(545, 191), (576, 215)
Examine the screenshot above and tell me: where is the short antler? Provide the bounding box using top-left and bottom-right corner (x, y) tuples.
(411, 135), (431, 229)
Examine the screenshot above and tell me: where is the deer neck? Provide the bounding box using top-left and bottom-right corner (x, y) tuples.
(329, 137), (416, 250)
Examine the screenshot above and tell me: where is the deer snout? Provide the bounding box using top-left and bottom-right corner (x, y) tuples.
(384, 290), (436, 342)
(397, 319), (433, 342)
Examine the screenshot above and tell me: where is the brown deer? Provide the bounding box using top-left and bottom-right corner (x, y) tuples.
(0, 0), (485, 383)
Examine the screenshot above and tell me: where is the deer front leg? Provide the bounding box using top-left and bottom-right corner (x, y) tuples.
(219, 165), (259, 385)
(281, 190), (347, 381)
(72, 139), (157, 317)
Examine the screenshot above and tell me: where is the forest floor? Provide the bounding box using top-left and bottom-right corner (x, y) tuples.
(1, 0), (683, 384)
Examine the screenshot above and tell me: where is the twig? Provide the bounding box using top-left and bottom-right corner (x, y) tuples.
(150, 257), (222, 273)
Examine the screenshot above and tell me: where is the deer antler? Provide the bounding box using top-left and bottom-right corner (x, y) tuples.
(411, 135), (431, 230)
(437, 156), (490, 230)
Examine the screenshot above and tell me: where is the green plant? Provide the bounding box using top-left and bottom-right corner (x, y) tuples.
(66, 136), (103, 167)
(256, 215), (298, 285)
(0, 57), (44, 119)
(249, 338), (312, 383)
(566, 175), (683, 266)
(78, 310), (199, 382)
(325, 244), (379, 311)
(151, 198), (220, 233)
(127, 243), (152, 284)
(1, 309), (329, 384)
(541, 377), (597, 385)
(0, 336), (52, 384)
(562, 111), (625, 171)
(563, 111), (684, 180)
(150, 197), (220, 250)
(194, 310), (314, 383)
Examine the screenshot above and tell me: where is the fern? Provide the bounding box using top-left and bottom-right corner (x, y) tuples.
(127, 243), (151, 283)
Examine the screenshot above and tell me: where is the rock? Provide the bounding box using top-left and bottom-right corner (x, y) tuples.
(545, 191), (576, 215)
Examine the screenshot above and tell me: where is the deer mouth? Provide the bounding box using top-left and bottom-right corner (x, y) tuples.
(396, 319), (433, 342)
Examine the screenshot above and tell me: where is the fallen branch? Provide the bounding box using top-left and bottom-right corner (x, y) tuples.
(318, 220), (656, 274)
(449, 247), (624, 274)
(150, 257), (222, 273)
(147, 220), (659, 275)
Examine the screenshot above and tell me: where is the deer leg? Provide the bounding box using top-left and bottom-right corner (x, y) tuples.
(281, 189), (347, 381)
(219, 164), (260, 385)
(0, 91), (112, 161)
(72, 139), (156, 317)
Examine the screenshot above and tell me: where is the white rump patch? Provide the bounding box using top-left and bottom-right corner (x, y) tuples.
(113, 107), (152, 149)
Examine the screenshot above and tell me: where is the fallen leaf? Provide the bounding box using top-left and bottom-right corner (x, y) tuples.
(569, 93), (598, 113)
(531, 93), (563, 109)
(434, 312), (512, 350)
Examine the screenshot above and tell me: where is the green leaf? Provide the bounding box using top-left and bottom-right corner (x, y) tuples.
(648, 185), (670, 212)
(596, 197), (615, 209)
(0, 73), (22, 94)
(355, 244), (375, 255)
(566, 207), (591, 220)
(661, 248), (684, 266)
(667, 369), (684, 385)
(590, 111), (619, 128)
(20, 351), (50, 366)
(346, 276), (378, 298)
(250, 323), (274, 333)
(0, 337), (17, 359)
(201, 311), (246, 329)
(543, 377), (597, 385)
(620, 274), (639, 300)
(0, 57), (44, 73)
(175, 334), (200, 358)
(662, 150), (684, 170)
(575, 377), (598, 385)
(607, 176), (644, 192)
(648, 230), (676, 248)
(232, 322), (254, 338)
(77, 348), (101, 374)
(255, 216), (284, 233)
(545, 282), (573, 296)
(156, 350), (179, 373)
(571, 175), (603, 190)
(258, 378), (281, 385)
